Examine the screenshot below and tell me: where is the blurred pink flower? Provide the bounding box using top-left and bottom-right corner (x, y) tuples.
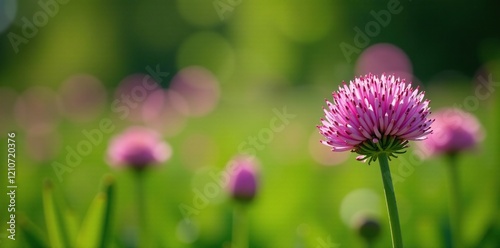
(355, 43), (413, 81)
(107, 127), (172, 170)
(170, 66), (220, 117)
(114, 74), (162, 122)
(318, 74), (433, 163)
(142, 89), (188, 137)
(0, 87), (18, 134)
(227, 156), (259, 203)
(15, 86), (61, 132)
(418, 108), (483, 156)
(59, 74), (107, 123)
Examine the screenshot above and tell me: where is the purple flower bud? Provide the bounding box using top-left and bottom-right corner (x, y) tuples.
(227, 156), (259, 203)
(418, 108), (483, 157)
(107, 126), (172, 170)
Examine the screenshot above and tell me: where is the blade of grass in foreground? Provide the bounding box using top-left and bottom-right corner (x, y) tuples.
(76, 176), (114, 248)
(99, 175), (115, 248)
(76, 192), (107, 248)
(19, 214), (48, 248)
(42, 180), (70, 248)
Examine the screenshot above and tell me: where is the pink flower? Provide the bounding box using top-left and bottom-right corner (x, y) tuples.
(318, 74), (433, 163)
(227, 156), (259, 203)
(107, 127), (172, 170)
(418, 108), (483, 156)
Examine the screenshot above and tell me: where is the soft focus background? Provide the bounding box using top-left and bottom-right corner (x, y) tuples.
(1, 0), (500, 247)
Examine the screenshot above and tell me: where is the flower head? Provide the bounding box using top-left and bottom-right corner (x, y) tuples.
(417, 108), (483, 157)
(318, 74), (433, 164)
(227, 156), (259, 203)
(355, 216), (381, 243)
(107, 126), (172, 170)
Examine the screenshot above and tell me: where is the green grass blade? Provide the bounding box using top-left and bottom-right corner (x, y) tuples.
(42, 180), (69, 248)
(99, 175), (115, 248)
(64, 209), (80, 244)
(76, 176), (115, 248)
(19, 214), (48, 248)
(76, 192), (107, 248)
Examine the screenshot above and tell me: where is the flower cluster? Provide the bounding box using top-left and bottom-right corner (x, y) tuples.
(318, 74), (434, 164)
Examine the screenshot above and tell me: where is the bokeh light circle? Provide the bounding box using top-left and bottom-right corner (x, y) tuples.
(0, 0), (17, 34)
(26, 128), (60, 162)
(340, 189), (380, 228)
(170, 66), (220, 117)
(309, 130), (349, 166)
(0, 87), (18, 133)
(143, 89), (187, 137)
(59, 74), (107, 123)
(355, 43), (413, 80)
(115, 73), (162, 122)
(141, 89), (166, 122)
(275, 0), (333, 43)
(177, 31), (235, 81)
(14, 86), (61, 132)
(176, 0), (220, 27)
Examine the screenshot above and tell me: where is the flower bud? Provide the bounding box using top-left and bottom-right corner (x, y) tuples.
(418, 108), (483, 157)
(227, 156), (259, 203)
(356, 216), (381, 243)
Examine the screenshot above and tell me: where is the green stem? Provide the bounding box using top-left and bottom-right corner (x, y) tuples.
(232, 205), (248, 248)
(447, 153), (462, 248)
(135, 172), (148, 248)
(378, 153), (403, 248)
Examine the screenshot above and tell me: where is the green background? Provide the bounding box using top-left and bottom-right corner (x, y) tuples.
(1, 0), (500, 247)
